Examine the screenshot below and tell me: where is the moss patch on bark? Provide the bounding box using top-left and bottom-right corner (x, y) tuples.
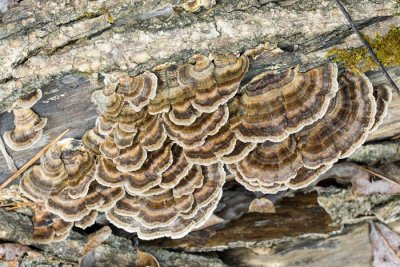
(327, 26), (400, 73)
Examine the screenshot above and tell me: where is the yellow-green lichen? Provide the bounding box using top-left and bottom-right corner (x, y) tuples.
(327, 26), (400, 73)
(100, 7), (114, 24)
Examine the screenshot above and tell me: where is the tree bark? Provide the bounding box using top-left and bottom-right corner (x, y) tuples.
(0, 0), (400, 266)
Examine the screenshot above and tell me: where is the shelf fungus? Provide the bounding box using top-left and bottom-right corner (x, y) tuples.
(149, 54), (247, 131)
(370, 84), (392, 132)
(230, 63), (339, 143)
(19, 139), (107, 242)
(178, 54), (248, 113)
(116, 72), (158, 112)
(163, 104), (229, 148)
(96, 142), (174, 195)
(20, 139), (96, 202)
(17, 50), (392, 242)
(149, 64), (199, 125)
(106, 163), (225, 240)
(31, 204), (73, 244)
(3, 89), (47, 151)
(230, 69), (380, 193)
(183, 124), (237, 165)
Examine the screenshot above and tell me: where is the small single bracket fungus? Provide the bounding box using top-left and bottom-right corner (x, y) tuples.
(82, 125), (105, 155)
(12, 89), (43, 109)
(91, 89), (124, 119)
(106, 163), (225, 240)
(235, 136), (303, 186)
(230, 63), (339, 143)
(370, 84), (393, 132)
(4, 89), (47, 151)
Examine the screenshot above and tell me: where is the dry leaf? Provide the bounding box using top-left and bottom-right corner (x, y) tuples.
(82, 226), (112, 256)
(0, 243), (32, 261)
(136, 250), (160, 267)
(370, 222), (400, 267)
(319, 163), (400, 195)
(248, 198), (276, 214)
(0, 243), (41, 267)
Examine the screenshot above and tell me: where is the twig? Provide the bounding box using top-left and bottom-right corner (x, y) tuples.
(357, 165), (400, 187)
(0, 136), (18, 173)
(0, 129), (69, 190)
(333, 0), (400, 95)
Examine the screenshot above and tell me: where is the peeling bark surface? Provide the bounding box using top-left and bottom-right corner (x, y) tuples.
(0, 0), (400, 266)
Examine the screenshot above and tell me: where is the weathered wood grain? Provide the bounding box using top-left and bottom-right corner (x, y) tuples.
(219, 223), (372, 267)
(144, 192), (339, 251)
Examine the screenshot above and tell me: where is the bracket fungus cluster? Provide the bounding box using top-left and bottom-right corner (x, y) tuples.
(18, 50), (391, 242)
(3, 89), (47, 151)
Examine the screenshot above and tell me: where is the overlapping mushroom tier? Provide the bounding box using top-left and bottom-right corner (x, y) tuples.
(18, 52), (391, 242)
(3, 89), (47, 151)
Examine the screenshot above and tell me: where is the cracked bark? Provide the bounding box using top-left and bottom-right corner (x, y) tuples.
(0, 0), (399, 266)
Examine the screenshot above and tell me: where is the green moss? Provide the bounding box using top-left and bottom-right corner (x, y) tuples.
(327, 26), (400, 72)
(99, 7), (114, 24)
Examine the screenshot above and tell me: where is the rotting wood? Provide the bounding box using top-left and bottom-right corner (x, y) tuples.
(0, 207), (226, 266)
(0, 184), (399, 265)
(143, 192), (340, 251)
(0, 1), (399, 266)
(0, 1), (399, 181)
(219, 222), (373, 267)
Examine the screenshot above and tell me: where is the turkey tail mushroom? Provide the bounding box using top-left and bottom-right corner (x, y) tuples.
(230, 63), (338, 143)
(231, 68), (378, 193)
(4, 89), (47, 151)
(370, 84), (392, 132)
(106, 162), (225, 240)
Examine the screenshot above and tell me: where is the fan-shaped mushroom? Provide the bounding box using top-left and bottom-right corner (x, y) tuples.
(96, 142), (174, 195)
(20, 139), (95, 202)
(12, 89), (43, 109)
(370, 84), (392, 132)
(162, 104), (229, 148)
(106, 163), (225, 240)
(230, 63), (339, 143)
(117, 71), (158, 112)
(231, 69), (378, 193)
(4, 89), (47, 151)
